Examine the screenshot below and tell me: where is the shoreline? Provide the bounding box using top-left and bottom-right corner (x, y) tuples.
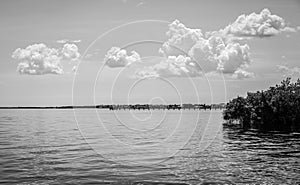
(0, 103), (225, 110)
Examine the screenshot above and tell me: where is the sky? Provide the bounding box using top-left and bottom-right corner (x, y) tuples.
(0, 0), (300, 106)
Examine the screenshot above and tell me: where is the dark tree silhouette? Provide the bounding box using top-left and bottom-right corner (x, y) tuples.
(223, 78), (300, 132)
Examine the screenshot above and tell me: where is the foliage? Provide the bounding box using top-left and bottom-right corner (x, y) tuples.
(223, 78), (300, 132)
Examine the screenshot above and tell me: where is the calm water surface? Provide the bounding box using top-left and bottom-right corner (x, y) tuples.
(0, 110), (299, 184)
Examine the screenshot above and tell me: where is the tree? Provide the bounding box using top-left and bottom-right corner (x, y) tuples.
(223, 78), (300, 132)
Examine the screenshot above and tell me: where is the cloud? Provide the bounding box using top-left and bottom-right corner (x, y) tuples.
(104, 47), (141, 68)
(158, 20), (252, 78)
(12, 43), (80, 75)
(220, 8), (296, 38)
(73, 40), (82, 43)
(232, 68), (254, 79)
(104, 9), (296, 80)
(12, 44), (63, 75)
(57, 39), (82, 44)
(61, 43), (80, 61)
(56, 39), (68, 44)
(135, 55), (202, 78)
(277, 65), (300, 77)
(159, 19), (203, 56)
(216, 42), (250, 74)
(136, 1), (144, 7)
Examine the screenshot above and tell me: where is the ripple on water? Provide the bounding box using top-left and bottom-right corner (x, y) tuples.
(0, 110), (299, 184)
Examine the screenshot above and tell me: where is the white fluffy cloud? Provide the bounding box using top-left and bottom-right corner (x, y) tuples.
(220, 8), (296, 38)
(61, 43), (80, 61)
(216, 42), (250, 74)
(12, 44), (63, 75)
(57, 39), (82, 44)
(159, 19), (203, 56)
(107, 9), (297, 80)
(135, 55), (201, 78)
(104, 47), (140, 68)
(12, 43), (80, 75)
(155, 20), (252, 78)
(232, 68), (254, 79)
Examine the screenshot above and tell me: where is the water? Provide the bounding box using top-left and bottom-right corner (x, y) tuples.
(0, 110), (299, 184)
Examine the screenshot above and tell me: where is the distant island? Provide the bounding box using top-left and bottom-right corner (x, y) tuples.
(223, 78), (300, 132)
(0, 103), (226, 110)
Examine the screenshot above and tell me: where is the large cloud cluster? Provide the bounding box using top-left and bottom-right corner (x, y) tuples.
(220, 8), (296, 38)
(105, 8), (297, 80)
(12, 43), (80, 75)
(104, 47), (140, 68)
(136, 8), (298, 79)
(143, 20), (253, 79)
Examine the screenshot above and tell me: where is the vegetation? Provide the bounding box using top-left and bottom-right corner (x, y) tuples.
(0, 103), (226, 110)
(223, 78), (300, 132)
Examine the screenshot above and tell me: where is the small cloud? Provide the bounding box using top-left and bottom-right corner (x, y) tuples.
(73, 40), (81, 43)
(231, 68), (254, 79)
(136, 1), (144, 7)
(61, 43), (81, 61)
(56, 39), (82, 44)
(104, 47), (141, 68)
(57, 39), (68, 44)
(277, 65), (300, 77)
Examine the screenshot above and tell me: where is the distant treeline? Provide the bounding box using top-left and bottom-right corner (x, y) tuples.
(0, 103), (226, 110)
(223, 78), (300, 132)
(0, 106), (97, 109)
(104, 103), (225, 110)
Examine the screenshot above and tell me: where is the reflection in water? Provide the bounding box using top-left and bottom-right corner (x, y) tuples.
(0, 110), (299, 184)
